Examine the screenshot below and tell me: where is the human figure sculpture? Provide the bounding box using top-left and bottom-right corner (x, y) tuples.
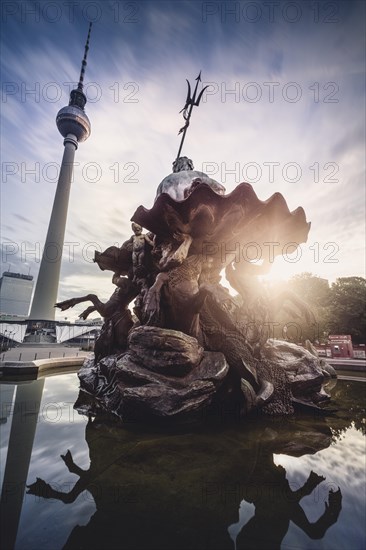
(152, 158), (226, 270)
(127, 222), (154, 278)
(117, 222), (154, 321)
(142, 254), (213, 336)
(155, 156), (226, 201)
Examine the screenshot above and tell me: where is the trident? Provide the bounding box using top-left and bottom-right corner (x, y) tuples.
(176, 71), (209, 161)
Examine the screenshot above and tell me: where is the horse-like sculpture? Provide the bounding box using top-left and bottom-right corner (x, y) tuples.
(56, 275), (137, 362)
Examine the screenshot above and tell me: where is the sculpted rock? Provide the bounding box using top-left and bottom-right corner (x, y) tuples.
(128, 326), (204, 375)
(78, 327), (229, 420)
(116, 349), (227, 388)
(119, 378), (216, 418)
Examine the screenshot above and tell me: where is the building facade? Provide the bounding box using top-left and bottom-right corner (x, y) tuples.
(0, 272), (34, 316)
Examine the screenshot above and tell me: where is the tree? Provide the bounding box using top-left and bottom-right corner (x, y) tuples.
(288, 273), (330, 307)
(328, 277), (366, 344)
(271, 273), (331, 343)
(269, 274), (365, 345)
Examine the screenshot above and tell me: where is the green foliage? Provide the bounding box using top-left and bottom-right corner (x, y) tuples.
(289, 272), (331, 306)
(270, 273), (330, 343)
(328, 277), (366, 344)
(279, 273), (366, 344)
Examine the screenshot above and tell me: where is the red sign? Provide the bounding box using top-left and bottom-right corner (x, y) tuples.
(328, 335), (352, 342)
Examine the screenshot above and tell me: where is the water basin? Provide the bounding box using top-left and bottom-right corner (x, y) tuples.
(0, 372), (365, 550)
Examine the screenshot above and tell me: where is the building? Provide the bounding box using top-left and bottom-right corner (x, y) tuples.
(0, 272), (34, 316)
(315, 334), (366, 359)
(328, 334), (354, 358)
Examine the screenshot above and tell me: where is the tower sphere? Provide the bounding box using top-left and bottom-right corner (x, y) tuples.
(56, 105), (91, 142)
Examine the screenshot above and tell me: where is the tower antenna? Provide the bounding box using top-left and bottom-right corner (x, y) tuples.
(68, 22), (93, 110)
(78, 22), (92, 92)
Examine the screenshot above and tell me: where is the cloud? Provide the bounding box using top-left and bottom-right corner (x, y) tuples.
(13, 213), (32, 224)
(1, 1), (365, 319)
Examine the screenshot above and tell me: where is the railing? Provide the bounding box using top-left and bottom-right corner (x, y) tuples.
(1, 348), (91, 362)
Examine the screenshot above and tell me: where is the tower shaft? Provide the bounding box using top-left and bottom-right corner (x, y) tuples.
(28, 135), (77, 320)
(27, 23), (92, 328)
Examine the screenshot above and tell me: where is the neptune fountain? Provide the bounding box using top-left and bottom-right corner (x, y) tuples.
(56, 153), (336, 421)
(56, 72), (336, 422)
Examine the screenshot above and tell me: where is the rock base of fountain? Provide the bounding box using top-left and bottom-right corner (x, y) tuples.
(76, 329), (336, 422)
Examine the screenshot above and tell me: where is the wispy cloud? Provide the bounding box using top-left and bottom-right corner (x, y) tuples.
(1, 1), (365, 320)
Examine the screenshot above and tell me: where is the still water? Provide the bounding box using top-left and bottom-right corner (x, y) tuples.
(0, 372), (365, 550)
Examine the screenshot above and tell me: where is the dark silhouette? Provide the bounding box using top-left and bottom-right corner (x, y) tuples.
(26, 417), (342, 550)
(233, 449), (341, 550)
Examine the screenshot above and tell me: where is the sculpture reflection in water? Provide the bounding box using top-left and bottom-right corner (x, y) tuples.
(55, 154), (338, 421)
(228, 442), (341, 550)
(27, 417), (342, 550)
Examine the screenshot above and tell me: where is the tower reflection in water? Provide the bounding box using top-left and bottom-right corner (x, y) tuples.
(1, 374), (365, 550)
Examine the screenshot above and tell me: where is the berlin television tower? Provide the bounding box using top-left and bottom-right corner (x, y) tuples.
(29, 23), (92, 322)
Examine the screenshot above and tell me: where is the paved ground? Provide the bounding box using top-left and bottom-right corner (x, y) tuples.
(328, 357), (366, 371)
(329, 358), (366, 365)
(0, 345), (92, 362)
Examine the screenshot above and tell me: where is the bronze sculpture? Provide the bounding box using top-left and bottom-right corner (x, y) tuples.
(56, 155), (336, 422)
(56, 274), (137, 362)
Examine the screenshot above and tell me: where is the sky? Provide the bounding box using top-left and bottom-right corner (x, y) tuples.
(1, 0), (365, 321)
